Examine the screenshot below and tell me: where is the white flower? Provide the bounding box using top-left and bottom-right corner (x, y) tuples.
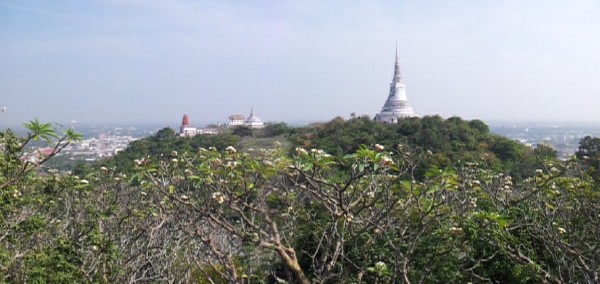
(375, 261), (386, 270)
(449, 226), (462, 233)
(80, 179), (89, 184)
(381, 156), (394, 166)
(226, 146), (236, 154)
(345, 214), (354, 222)
(374, 144), (385, 151)
(212, 192), (226, 204)
(557, 227), (566, 234)
(171, 158), (178, 163)
(295, 147), (308, 156)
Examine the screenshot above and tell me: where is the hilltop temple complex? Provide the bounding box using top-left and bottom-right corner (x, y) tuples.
(374, 47), (418, 123)
(178, 108), (264, 137)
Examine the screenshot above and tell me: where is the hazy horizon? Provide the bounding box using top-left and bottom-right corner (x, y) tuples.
(3, 1), (600, 126)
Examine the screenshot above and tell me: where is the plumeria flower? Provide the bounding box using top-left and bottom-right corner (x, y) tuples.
(375, 261), (387, 270)
(295, 147), (308, 156)
(381, 156), (394, 166)
(212, 192), (226, 204)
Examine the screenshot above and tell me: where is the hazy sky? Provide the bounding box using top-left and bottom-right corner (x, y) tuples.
(2, 0), (600, 126)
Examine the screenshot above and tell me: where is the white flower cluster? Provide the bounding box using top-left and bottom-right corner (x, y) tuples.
(469, 197), (477, 208)
(374, 261), (387, 270)
(295, 147), (308, 156)
(212, 192), (226, 204)
(381, 156), (394, 166)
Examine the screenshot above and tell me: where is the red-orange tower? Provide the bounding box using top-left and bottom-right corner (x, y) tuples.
(180, 114), (190, 134)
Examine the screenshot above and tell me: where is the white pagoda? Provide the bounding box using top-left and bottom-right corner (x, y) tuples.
(244, 108), (264, 129)
(374, 46), (417, 123)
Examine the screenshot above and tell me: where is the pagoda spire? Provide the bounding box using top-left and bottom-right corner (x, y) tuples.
(392, 43), (402, 83)
(374, 44), (417, 123)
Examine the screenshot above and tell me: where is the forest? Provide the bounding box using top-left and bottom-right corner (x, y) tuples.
(1, 116), (600, 283)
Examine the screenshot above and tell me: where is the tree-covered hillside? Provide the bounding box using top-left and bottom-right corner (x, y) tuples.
(2, 117), (599, 283)
(289, 115), (554, 180)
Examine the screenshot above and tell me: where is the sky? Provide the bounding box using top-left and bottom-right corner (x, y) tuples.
(2, 0), (600, 126)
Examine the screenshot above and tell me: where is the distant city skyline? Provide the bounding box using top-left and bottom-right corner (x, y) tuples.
(3, 0), (600, 126)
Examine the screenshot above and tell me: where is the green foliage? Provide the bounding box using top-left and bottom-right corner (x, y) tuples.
(232, 125), (254, 137)
(289, 115), (542, 181)
(3, 118), (600, 283)
(102, 127), (240, 173)
(259, 122), (292, 138)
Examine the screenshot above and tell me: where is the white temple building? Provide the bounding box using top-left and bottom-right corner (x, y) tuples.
(227, 114), (246, 127)
(374, 46), (418, 123)
(227, 108), (265, 129)
(244, 108), (264, 129)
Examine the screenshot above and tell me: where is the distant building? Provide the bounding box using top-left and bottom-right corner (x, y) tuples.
(228, 114), (246, 127)
(374, 46), (418, 123)
(228, 108), (265, 129)
(244, 108), (264, 129)
(179, 114), (198, 137)
(178, 114), (219, 137)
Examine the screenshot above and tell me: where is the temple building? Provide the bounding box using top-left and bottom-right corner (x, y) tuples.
(227, 114), (246, 127)
(374, 46), (417, 123)
(177, 114), (219, 137)
(227, 108), (265, 129)
(244, 108), (264, 129)
(178, 114), (198, 137)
